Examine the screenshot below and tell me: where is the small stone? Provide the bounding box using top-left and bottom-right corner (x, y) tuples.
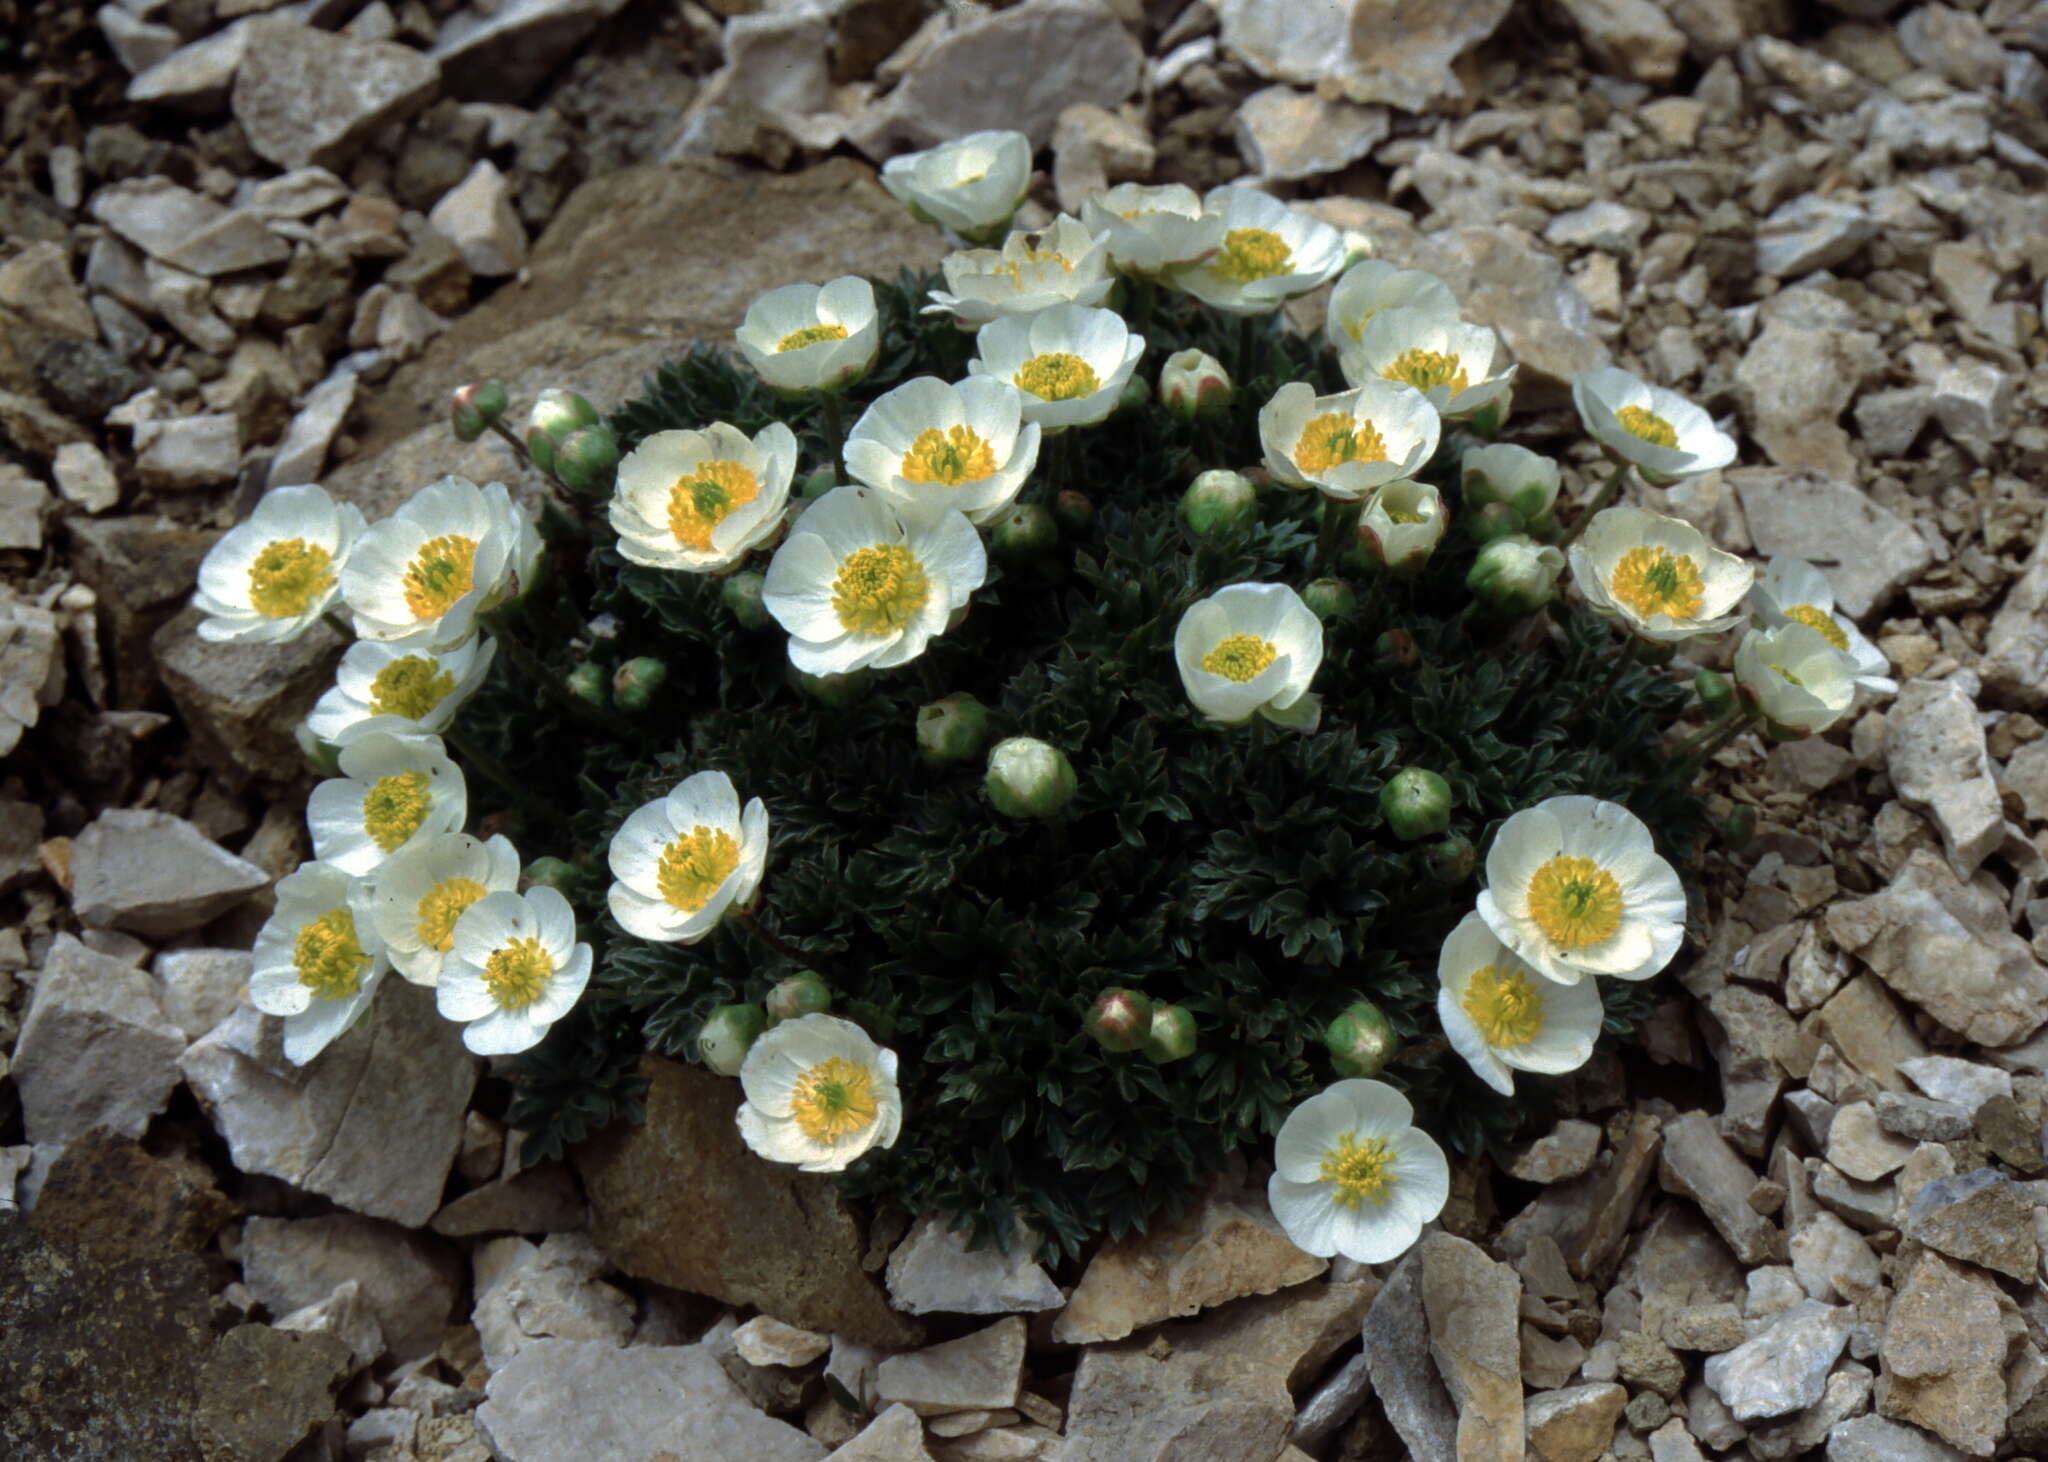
(430, 1162), (586, 1238)
(1553, 0), (1687, 80)
(431, 0), (634, 105)
(1507, 1119), (1603, 1183)
(1702, 1300), (1850, 1421)
(1658, 1113), (1782, 1265)
(28, 1129), (238, 1266)
(1234, 86), (1390, 182)
(134, 414), (242, 493)
(1787, 1211), (1881, 1304)
(127, 20), (256, 110)
(1665, 1302), (1746, 1353)
(274, 1279), (385, 1375)
(0, 600), (63, 756)
(1877, 1252), (2007, 1455)
(151, 605), (345, 788)
(1970, 1093), (2045, 1173)
(144, 258), (237, 354)
(231, 18), (441, 171)
(245, 167), (351, 220)
(1815, 975), (1927, 1089)
(267, 367), (357, 488)
(827, 1404), (933, 1460)
(241, 1213), (460, 1363)
(1985, 535), (2048, 710)
(1049, 102), (1154, 212)
(1362, 1246), (1459, 1462)
(1524, 1381), (1625, 1462)
(1734, 318), (1880, 480)
(428, 160), (528, 278)
(1618, 1332), (1687, 1399)
(734, 1316), (831, 1370)
(1810, 1161), (1897, 1231)
(0, 241), (97, 340)
(1749, 1361), (1872, 1462)
(1211, 0), (1511, 113)
(1755, 196), (1875, 278)
(1545, 200), (1651, 254)
(1647, 1419), (1707, 1462)
(36, 339), (147, 424)
(194, 1323), (351, 1462)
(1888, 679), (2002, 879)
(1930, 357), (2015, 461)
(68, 808), (268, 938)
(90, 176), (291, 277)
(1899, 1056), (2010, 1116)
(12, 934), (185, 1145)
(1874, 1092), (1971, 1142)
(1898, 3), (2005, 90)
(1826, 1413), (1969, 1462)
(473, 1232), (635, 1371)
(1421, 1233), (1523, 1461)
(876, 1317), (1025, 1418)
(1902, 1167), (2040, 1279)
(885, 1216), (1064, 1316)
(0, 465), (49, 552)
(98, 3), (182, 75)
(51, 442), (120, 514)
(1824, 1101), (1916, 1182)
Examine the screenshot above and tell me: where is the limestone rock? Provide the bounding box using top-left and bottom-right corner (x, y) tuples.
(13, 934), (185, 1146)
(1787, 1212), (1881, 1304)
(127, 20), (256, 110)
(90, 177), (290, 277)
(27, 1129), (238, 1267)
(1553, 0), (1687, 81)
(734, 1316), (831, 1369)
(1878, 1252), (2008, 1455)
(472, 1232), (635, 1371)
(1702, 1300), (1851, 1421)
(1733, 318), (1880, 480)
(153, 947), (252, 1042)
(1525, 1382), (1626, 1462)
(826, 1404), (933, 1461)
(1886, 681), (2003, 878)
(1874, 1091), (1971, 1142)
(1755, 196), (1875, 278)
(69, 807), (268, 937)
(430, 1161), (586, 1238)
(52, 442), (120, 514)
(1658, 1113), (1782, 1265)
(99, 4), (182, 76)
(1900, 1055), (2011, 1115)
(1827, 1414), (1969, 1462)
(0, 466), (50, 552)
(1235, 86), (1390, 182)
(133, 414), (240, 493)
(1824, 1101), (1915, 1182)
(231, 19), (440, 170)
(885, 1215), (1064, 1316)
(241, 1214), (460, 1363)
(1984, 534), (2048, 709)
(193, 1324), (350, 1462)
(1506, 1119), (1603, 1183)
(1213, 0), (1513, 113)
(0, 241), (98, 340)
(274, 1280), (385, 1375)
(1498, 1112), (1663, 1281)
(1731, 470), (1933, 619)
(1361, 1248), (1457, 1462)
(1421, 1234), (1523, 1462)
(267, 367), (357, 488)
(0, 598), (63, 755)
(876, 1317), (1025, 1418)
(1901, 1167), (2039, 1280)
(1049, 103), (1154, 213)
(153, 604), (345, 788)
(428, 160), (527, 278)
(431, 0), (632, 104)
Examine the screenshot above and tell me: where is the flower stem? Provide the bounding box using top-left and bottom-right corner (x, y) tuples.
(1557, 463), (1630, 550)
(1131, 276), (1158, 338)
(733, 906), (814, 971)
(488, 417), (534, 467)
(1316, 496), (1362, 576)
(819, 390), (846, 481)
(1238, 314), (1260, 382)
(1673, 705), (1761, 763)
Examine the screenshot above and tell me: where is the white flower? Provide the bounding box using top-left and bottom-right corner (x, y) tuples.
(1748, 556), (1895, 695)
(1477, 795), (1686, 987)
(844, 376), (1040, 527)
(1356, 481), (1446, 573)
(923, 215), (1114, 324)
(1174, 582), (1323, 730)
(1258, 380), (1440, 501)
(437, 885), (592, 1056)
(342, 476), (542, 647)
(304, 635), (496, 745)
(736, 1013), (903, 1173)
(370, 832), (522, 986)
(609, 421), (798, 573)
(307, 731), (467, 876)
(967, 303), (1145, 432)
(880, 129), (1033, 243)
(1340, 308), (1515, 422)
(1569, 505), (1754, 643)
(607, 769), (770, 944)
(735, 277), (881, 394)
(1165, 185), (1346, 315)
(1267, 1079), (1450, 1263)
(1324, 260), (1458, 348)
(762, 486), (986, 675)
(1078, 182), (1219, 275)
(249, 860), (388, 1065)
(1436, 912), (1603, 1096)
(1572, 367), (1737, 484)
(193, 484), (366, 644)
(1461, 442), (1561, 525)
(1734, 623), (1857, 737)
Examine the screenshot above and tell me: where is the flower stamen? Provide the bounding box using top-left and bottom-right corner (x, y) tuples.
(1201, 633), (1278, 683)
(402, 534), (479, 619)
(1608, 546), (1704, 622)
(362, 770), (432, 853)
(1210, 227), (1292, 283)
(1526, 855), (1624, 950)
(656, 825), (740, 912)
(368, 655), (457, 720)
(1383, 348), (1470, 396)
(1015, 352), (1100, 402)
(901, 426), (998, 486)
(1294, 413), (1388, 475)
(777, 323), (849, 352)
(1319, 1131), (1395, 1210)
(667, 459), (761, 552)
(831, 544), (931, 636)
(1784, 604), (1849, 651)
(416, 876), (487, 952)
(482, 935), (554, 1010)
(293, 908), (370, 998)
(1461, 964), (1545, 1047)
(790, 1056), (879, 1144)
(248, 538), (335, 618)
(1616, 405), (1679, 448)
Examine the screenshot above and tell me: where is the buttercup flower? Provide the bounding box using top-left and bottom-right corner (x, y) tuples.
(1259, 380), (1440, 501)
(763, 486), (985, 674)
(307, 731), (467, 876)
(1573, 367), (1737, 484)
(1267, 1079), (1451, 1263)
(249, 860), (388, 1064)
(193, 484), (366, 644)
(736, 1013), (903, 1173)
(1569, 505), (1754, 643)
(1078, 182), (1219, 275)
(1341, 308), (1515, 422)
(735, 277), (880, 394)
(607, 769), (770, 944)
(844, 376), (1041, 527)
(610, 421), (798, 573)
(1324, 260), (1458, 347)
(304, 635), (496, 745)
(1748, 557), (1895, 695)
(342, 476), (542, 647)
(923, 215), (1113, 324)
(880, 129), (1032, 243)
(1734, 623), (1857, 737)
(968, 304), (1145, 432)
(1436, 912), (1602, 1096)
(1356, 481), (1446, 573)
(1462, 443), (1561, 527)
(1167, 185), (1346, 315)
(370, 832), (522, 985)
(1477, 795), (1685, 986)
(437, 885), (592, 1056)
(1174, 582), (1323, 730)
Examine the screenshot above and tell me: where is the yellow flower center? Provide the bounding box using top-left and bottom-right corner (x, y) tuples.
(416, 876), (487, 952)
(1015, 352), (1100, 402)
(1201, 632), (1278, 683)
(1293, 412), (1388, 475)
(1383, 347), (1470, 396)
(1319, 1132), (1395, 1210)
(362, 769), (432, 853)
(1526, 855), (1624, 950)
(1616, 404), (1679, 448)
(482, 935), (554, 1011)
(1461, 965), (1545, 1048)
(667, 459), (760, 553)
(1210, 227), (1293, 283)
(656, 825), (740, 913)
(999, 247), (1073, 288)
(777, 323), (849, 352)
(293, 907), (370, 999)
(1384, 507), (1428, 526)
(790, 1056), (879, 1145)
(402, 534), (479, 620)
(1769, 662), (1804, 688)
(247, 537), (336, 619)
(1784, 604), (1849, 651)
(1608, 546), (1705, 622)
(901, 425), (998, 486)
(368, 655), (457, 720)
(831, 544), (931, 637)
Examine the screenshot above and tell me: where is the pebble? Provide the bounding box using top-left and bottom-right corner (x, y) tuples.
(1878, 1252), (2009, 1455)
(91, 176), (290, 277)
(428, 160), (529, 278)
(1524, 1382), (1626, 1462)
(1212, 0), (1510, 112)
(1701, 1299), (1851, 1421)
(884, 1215), (1064, 1317)
(231, 18), (442, 171)
(0, 466), (49, 553)
(50, 442), (121, 514)
(1787, 1211), (1881, 1304)
(273, 1278), (386, 1376)
(152, 946), (253, 1042)
(0, 598), (64, 756)
(11, 934), (186, 1146)
(734, 1315), (832, 1370)
(1233, 85), (1389, 182)
(127, 20), (257, 111)
(134, 413), (242, 492)
(472, 1232), (635, 1370)
(1901, 1167), (2041, 1280)
(1824, 1100), (1916, 1182)
(68, 807), (268, 937)
(1827, 1414), (1971, 1462)
(1754, 196), (1875, 278)
(1553, 0), (1687, 82)
(1873, 1091), (1971, 1142)
(1506, 1119), (1603, 1183)
(1658, 1113), (1783, 1265)
(1361, 1247), (1459, 1462)
(1420, 1234), (1524, 1462)
(875, 1317), (1025, 1418)
(242, 1213), (460, 1364)
(267, 367), (358, 488)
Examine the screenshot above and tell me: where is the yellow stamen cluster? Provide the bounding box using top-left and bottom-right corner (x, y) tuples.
(1616, 404), (1679, 448)
(293, 908), (370, 998)
(363, 770), (432, 853)
(1461, 965), (1545, 1048)
(656, 826), (740, 912)
(777, 323), (849, 352)
(832, 544), (931, 636)
(402, 534), (479, 619)
(790, 1057), (879, 1144)
(1609, 547), (1705, 622)
(1210, 227), (1292, 283)
(416, 876), (488, 952)
(1015, 352), (1100, 402)
(901, 426), (998, 486)
(1526, 855), (1624, 950)
(1319, 1132), (1395, 1209)
(1202, 633), (1278, 683)
(368, 655), (457, 720)
(482, 935), (554, 1010)
(1384, 506), (1429, 526)
(999, 247), (1074, 288)
(1769, 663), (1805, 688)
(1294, 413), (1388, 475)
(247, 538), (336, 619)
(1383, 348), (1470, 396)
(1784, 604), (1850, 651)
(667, 459), (760, 552)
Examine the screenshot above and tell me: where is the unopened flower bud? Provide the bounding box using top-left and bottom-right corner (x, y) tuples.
(794, 666), (871, 706)
(1424, 835), (1476, 885)
(1381, 767), (1452, 841)
(766, 972), (832, 1025)
(1464, 393), (1511, 438)
(528, 387), (598, 446)
(1376, 628), (1419, 669)
(1180, 468), (1257, 539)
(1462, 443), (1560, 527)
(1694, 669), (1733, 718)
(1117, 374), (1151, 415)
(992, 503), (1057, 563)
(917, 692), (989, 766)
(1143, 1003), (1197, 1064)
(294, 721), (343, 778)
(722, 570), (770, 629)
(566, 661), (609, 707)
(1355, 481), (1445, 575)
(552, 423), (620, 496)
(1052, 488), (1095, 535)
(800, 466), (837, 502)
(1160, 349), (1232, 421)
(451, 382), (508, 442)
(611, 656), (667, 712)
(699, 1003), (766, 1076)
(526, 427), (557, 474)
(1466, 535), (1565, 617)
(1325, 999), (1396, 1078)
(985, 736), (1076, 819)
(1466, 502), (1525, 544)
(1086, 988), (1152, 1053)
(1340, 228), (1375, 270)
(524, 856), (580, 893)
(1301, 576), (1356, 621)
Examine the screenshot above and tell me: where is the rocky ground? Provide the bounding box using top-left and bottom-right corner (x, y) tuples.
(6, 0), (2048, 1459)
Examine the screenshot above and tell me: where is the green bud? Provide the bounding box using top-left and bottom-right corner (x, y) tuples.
(992, 503), (1057, 563)
(1381, 767), (1452, 841)
(1085, 988), (1152, 1053)
(525, 427), (557, 475)
(794, 666), (871, 706)
(1466, 535), (1565, 617)
(528, 387), (599, 445)
(985, 736), (1076, 819)
(1694, 670), (1733, 718)
(1462, 442), (1558, 522)
(1179, 468), (1257, 538)
(1376, 629), (1419, 669)
(916, 692), (989, 766)
(800, 466), (837, 502)
(552, 423), (620, 496)
(1724, 805), (1756, 849)
(1117, 374), (1150, 415)
(1052, 488), (1095, 535)
(294, 721), (344, 778)
(1159, 349), (1233, 421)
(1464, 395), (1511, 438)
(698, 1003), (766, 1076)
(1301, 577), (1356, 621)
(1325, 999), (1397, 1078)
(566, 661), (609, 707)
(1424, 835), (1476, 885)
(611, 656), (668, 712)
(1142, 1003), (1198, 1064)
(450, 382), (507, 442)
(722, 570), (771, 629)
(766, 973), (832, 1025)
(523, 856), (580, 893)
(1634, 637), (1678, 667)
(1466, 502), (1526, 544)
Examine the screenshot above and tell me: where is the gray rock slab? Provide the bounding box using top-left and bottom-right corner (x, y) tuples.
(68, 807), (269, 938)
(241, 1213), (460, 1363)
(1730, 469), (1932, 619)
(231, 18), (440, 170)
(885, 1214), (1064, 1316)
(1361, 1246), (1457, 1462)
(1702, 1300), (1850, 1421)
(91, 176), (289, 277)
(13, 934), (185, 1146)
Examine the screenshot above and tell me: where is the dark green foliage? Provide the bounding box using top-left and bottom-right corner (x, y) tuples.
(469, 270), (1706, 1259)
